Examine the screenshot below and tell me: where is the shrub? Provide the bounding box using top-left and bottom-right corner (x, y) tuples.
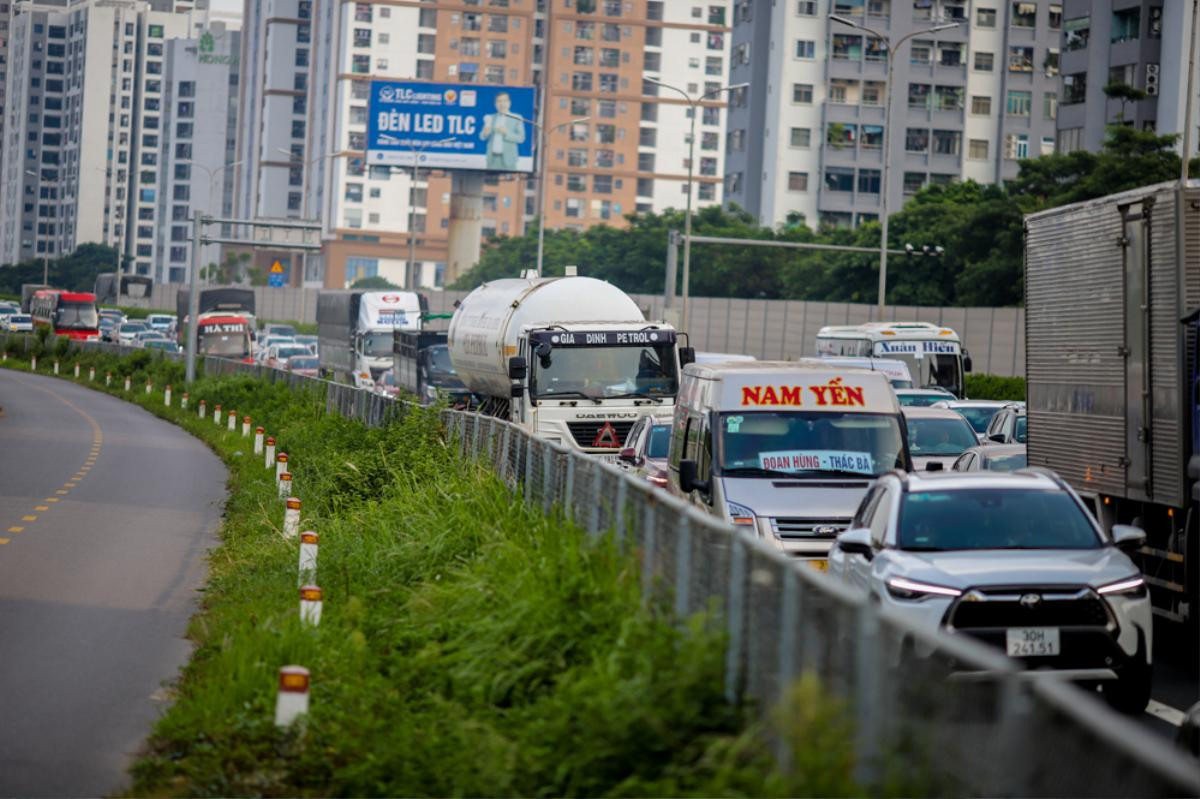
(965, 373), (1025, 401)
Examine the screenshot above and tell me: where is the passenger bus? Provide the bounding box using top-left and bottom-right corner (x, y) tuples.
(814, 322), (971, 397)
(30, 289), (100, 340)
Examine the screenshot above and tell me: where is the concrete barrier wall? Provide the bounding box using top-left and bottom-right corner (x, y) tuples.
(129, 285), (1025, 376)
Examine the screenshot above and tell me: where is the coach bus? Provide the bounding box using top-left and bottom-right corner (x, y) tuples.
(30, 289), (100, 340)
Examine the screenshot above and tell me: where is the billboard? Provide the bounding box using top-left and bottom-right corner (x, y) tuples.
(367, 81), (537, 173)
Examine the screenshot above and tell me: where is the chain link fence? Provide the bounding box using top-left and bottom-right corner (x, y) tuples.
(2, 335), (1197, 795)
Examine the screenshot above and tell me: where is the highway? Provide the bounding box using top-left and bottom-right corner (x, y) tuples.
(0, 369), (226, 797)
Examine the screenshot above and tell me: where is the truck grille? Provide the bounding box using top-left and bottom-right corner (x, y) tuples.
(948, 587), (1112, 629)
(566, 420), (636, 449)
(769, 517), (852, 539)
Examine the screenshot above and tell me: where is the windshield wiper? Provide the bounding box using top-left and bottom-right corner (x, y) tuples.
(608, 391), (664, 403)
(537, 390), (602, 404)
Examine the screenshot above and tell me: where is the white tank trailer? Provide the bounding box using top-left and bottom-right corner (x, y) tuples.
(449, 271), (693, 457)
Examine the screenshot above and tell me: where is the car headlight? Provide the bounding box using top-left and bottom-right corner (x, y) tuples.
(727, 501), (755, 527)
(885, 576), (962, 600)
(1097, 575), (1147, 598)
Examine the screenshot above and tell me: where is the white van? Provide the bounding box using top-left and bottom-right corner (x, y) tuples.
(668, 360), (910, 567)
(816, 356), (913, 389)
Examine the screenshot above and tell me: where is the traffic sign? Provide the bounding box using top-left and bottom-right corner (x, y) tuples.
(268, 259), (288, 287)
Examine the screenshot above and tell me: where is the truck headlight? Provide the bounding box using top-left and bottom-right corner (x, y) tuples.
(727, 501), (755, 527)
(1097, 575), (1147, 598)
(885, 576), (962, 601)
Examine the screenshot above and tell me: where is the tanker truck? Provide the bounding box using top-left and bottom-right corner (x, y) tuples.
(448, 270), (694, 458)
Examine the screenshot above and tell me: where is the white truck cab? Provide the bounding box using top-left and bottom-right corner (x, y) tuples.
(668, 360), (910, 566)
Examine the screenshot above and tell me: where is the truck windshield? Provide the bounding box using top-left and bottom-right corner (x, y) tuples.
(361, 332), (393, 357)
(55, 301), (99, 330)
(718, 411), (905, 477)
(532, 344), (678, 400)
(201, 331), (250, 357)
(427, 345), (465, 387)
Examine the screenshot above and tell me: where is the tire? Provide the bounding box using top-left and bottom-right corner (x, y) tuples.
(1104, 660), (1153, 714)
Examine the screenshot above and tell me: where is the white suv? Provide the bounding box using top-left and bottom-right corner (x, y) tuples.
(828, 469), (1153, 713)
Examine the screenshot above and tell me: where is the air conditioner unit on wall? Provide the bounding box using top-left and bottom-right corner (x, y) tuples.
(1146, 63), (1159, 96)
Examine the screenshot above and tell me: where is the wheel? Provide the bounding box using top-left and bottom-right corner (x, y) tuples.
(1104, 660), (1152, 714)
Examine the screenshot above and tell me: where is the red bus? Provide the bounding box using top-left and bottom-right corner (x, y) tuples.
(30, 290), (100, 340)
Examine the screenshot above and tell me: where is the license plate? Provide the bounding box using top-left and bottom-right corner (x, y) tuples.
(806, 559), (828, 573)
(595, 453), (620, 464)
(1005, 627), (1060, 657)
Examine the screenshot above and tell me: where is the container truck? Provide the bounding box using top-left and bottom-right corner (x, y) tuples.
(1025, 179), (1200, 630)
(317, 290), (425, 387)
(448, 270), (693, 457)
(393, 330), (469, 405)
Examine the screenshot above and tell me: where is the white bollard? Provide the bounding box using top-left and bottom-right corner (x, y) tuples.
(105, 371), (112, 387)
(30, 356), (37, 371)
(198, 399), (207, 419)
(299, 585), (323, 627)
(265, 437), (276, 469)
(274, 666), (310, 728)
(298, 530), (318, 584)
(73, 363), (80, 378)
(278, 472), (292, 498)
(181, 392), (189, 410)
(276, 453), (289, 483)
(145, 380), (153, 395)
(227, 410), (237, 431)
(164, 385), (172, 406)
(2, 352), (7, 361)
(242, 416), (251, 437)
(283, 497), (301, 539)
(213, 404), (222, 424)
(254, 426), (265, 455)
(53, 361), (59, 375)
(124, 376), (131, 392)
(88, 366), (95, 381)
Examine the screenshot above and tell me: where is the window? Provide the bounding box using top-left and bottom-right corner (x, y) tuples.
(976, 7), (995, 27)
(970, 95), (991, 115)
(795, 39), (814, 59)
(1006, 90), (1032, 116)
(1064, 16), (1089, 50)
(903, 172), (926, 195)
(792, 83), (813, 103)
(910, 39), (931, 65)
(1063, 73), (1086, 104)
(1045, 49), (1060, 76)
(353, 28), (371, 47)
(938, 42), (963, 67)
(1044, 92), (1057, 120)
(1058, 127), (1083, 153)
(595, 124), (615, 144)
(932, 129), (960, 156)
(905, 127), (929, 153)
(1011, 2), (1035, 27)
(861, 125), (883, 149)
(790, 127), (811, 147)
(968, 139), (989, 159)
(935, 85), (962, 110)
(1008, 46), (1033, 72)
(1111, 8), (1139, 43)
(1005, 132), (1029, 160)
(787, 171), (808, 191)
(828, 122), (857, 148)
(354, 2), (371, 21)
(824, 167), (854, 192)
(832, 33), (863, 60)
(352, 54), (370, 74)
(1049, 4), (1062, 29)
(295, 48), (308, 66)
(176, 122), (193, 138)
(345, 183), (363, 202)
(973, 51), (993, 71)
(572, 71), (593, 91)
(908, 83), (930, 108)
(857, 169), (880, 194)
(796, 0), (817, 13)
(593, 174), (613, 194)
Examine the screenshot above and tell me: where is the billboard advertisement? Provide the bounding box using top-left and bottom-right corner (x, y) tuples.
(367, 81), (537, 173)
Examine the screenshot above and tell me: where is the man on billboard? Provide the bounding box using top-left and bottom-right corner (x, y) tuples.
(481, 92), (526, 171)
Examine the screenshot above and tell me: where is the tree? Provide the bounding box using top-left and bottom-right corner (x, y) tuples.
(0, 243), (121, 295)
(1103, 81), (1148, 122)
(351, 275), (402, 289)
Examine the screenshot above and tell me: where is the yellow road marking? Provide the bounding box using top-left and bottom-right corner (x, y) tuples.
(56, 490), (68, 495)
(34, 505), (48, 511)
(8, 526), (23, 533)
(44, 498), (58, 503)
(21, 515), (36, 521)
(0, 538), (9, 545)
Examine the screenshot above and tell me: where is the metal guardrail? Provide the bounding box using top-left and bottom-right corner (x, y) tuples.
(3, 333), (1197, 796)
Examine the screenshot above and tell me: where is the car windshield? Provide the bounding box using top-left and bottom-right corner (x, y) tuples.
(647, 423), (671, 459)
(361, 332), (393, 357)
(718, 411), (905, 477)
(290, 357), (319, 370)
(269, 326), (297, 338)
(55, 301), (99, 330)
(277, 346), (310, 359)
(10, 315), (30, 324)
(532, 344), (678, 400)
(907, 416), (977, 456)
(1014, 416), (1027, 443)
(897, 393), (945, 407)
(898, 489), (1102, 550)
(121, 322), (147, 332)
(984, 452), (1028, 471)
(954, 406), (1001, 434)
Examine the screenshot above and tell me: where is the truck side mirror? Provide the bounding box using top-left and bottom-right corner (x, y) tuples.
(679, 346), (696, 367)
(508, 356), (527, 380)
(510, 383), (525, 399)
(963, 351), (973, 373)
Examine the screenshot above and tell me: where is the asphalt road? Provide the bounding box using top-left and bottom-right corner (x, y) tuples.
(0, 369), (226, 797)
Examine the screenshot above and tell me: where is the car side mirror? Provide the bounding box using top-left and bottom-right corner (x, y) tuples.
(679, 346), (696, 367)
(925, 461), (944, 472)
(679, 458), (709, 494)
(1111, 524), (1147, 553)
(618, 447), (638, 463)
(988, 433), (1006, 443)
(837, 528), (874, 560)
(508, 356), (527, 380)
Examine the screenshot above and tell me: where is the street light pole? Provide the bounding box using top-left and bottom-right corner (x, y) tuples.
(829, 13), (962, 315)
(24, 169), (47, 286)
(645, 78), (748, 334)
(498, 112), (591, 277)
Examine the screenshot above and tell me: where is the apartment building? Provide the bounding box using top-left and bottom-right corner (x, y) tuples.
(725, 0), (1060, 231)
(237, 0), (731, 290)
(0, 0), (232, 275)
(1056, 2), (1189, 153)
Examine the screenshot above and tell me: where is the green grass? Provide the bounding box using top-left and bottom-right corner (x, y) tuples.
(0, 341), (902, 797)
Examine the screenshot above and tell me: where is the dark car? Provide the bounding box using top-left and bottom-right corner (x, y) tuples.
(985, 403), (1027, 444)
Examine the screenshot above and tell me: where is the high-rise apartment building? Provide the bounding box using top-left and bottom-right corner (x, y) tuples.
(237, 0), (732, 290)
(0, 0), (236, 276)
(725, 0), (1059, 231)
